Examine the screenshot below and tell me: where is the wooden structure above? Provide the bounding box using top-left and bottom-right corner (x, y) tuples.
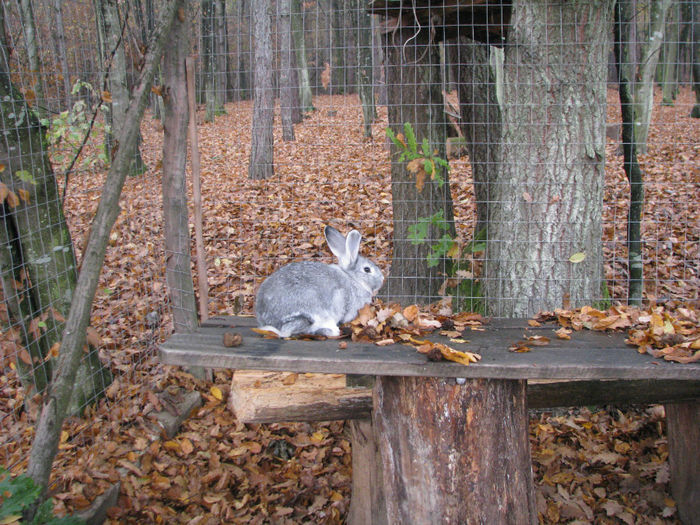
(368, 0), (512, 45)
(159, 316), (700, 381)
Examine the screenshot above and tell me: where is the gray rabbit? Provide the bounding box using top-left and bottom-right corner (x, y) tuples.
(255, 226), (384, 337)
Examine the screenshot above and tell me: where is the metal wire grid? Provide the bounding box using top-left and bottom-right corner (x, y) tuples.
(0, 0), (696, 483)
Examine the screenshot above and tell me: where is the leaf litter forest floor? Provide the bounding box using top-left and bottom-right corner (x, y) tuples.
(1, 87), (699, 523)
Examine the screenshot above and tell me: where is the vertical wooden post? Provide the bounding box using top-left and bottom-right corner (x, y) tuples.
(373, 376), (536, 524)
(347, 419), (387, 525)
(185, 57), (209, 322)
(666, 401), (700, 524)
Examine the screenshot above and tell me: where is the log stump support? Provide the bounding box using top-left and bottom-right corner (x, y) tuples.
(373, 376), (537, 524)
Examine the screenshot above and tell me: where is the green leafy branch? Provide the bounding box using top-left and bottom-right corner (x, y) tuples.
(0, 468), (83, 524)
(386, 122), (450, 192)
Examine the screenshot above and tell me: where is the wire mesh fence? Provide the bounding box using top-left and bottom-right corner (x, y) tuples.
(0, 0), (697, 522)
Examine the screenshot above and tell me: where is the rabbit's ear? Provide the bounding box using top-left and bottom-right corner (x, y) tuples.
(344, 230), (362, 266)
(325, 226), (349, 264)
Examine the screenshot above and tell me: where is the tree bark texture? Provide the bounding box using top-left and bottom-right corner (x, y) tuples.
(51, 0), (72, 108)
(633, 0), (672, 154)
(0, 16), (111, 415)
(356, 0), (376, 137)
(615, 0), (645, 306)
(373, 377), (536, 524)
(19, 0), (45, 117)
(661, 1), (680, 106)
(382, 25), (455, 304)
(278, 0), (296, 142)
(249, 0), (275, 179)
(26, 0), (183, 493)
(691, 0), (700, 117)
(484, 0), (613, 317)
(330, 0), (347, 94)
(99, 0), (146, 175)
(291, 0), (313, 113)
(162, 6), (197, 334)
(666, 401), (700, 525)
(452, 38), (502, 235)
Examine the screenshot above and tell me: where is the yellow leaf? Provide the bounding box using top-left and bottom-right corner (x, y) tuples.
(569, 252), (586, 263)
(0, 514), (22, 524)
(102, 90), (112, 103)
(447, 241), (461, 260)
(251, 327), (279, 338)
(210, 386), (223, 400)
(163, 440), (180, 451)
(17, 188), (30, 204)
(0, 163), (5, 172)
(438, 343), (481, 365)
(311, 431), (325, 442)
(60, 430), (69, 443)
(0, 182), (8, 202)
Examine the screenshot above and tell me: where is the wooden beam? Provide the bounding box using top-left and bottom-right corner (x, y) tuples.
(229, 370), (700, 423)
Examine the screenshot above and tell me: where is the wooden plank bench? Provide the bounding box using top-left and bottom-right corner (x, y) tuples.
(160, 317), (700, 524)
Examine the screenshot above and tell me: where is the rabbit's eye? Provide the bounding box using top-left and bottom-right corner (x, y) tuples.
(363, 266), (371, 273)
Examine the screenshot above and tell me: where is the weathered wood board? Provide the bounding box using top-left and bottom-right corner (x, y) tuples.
(230, 371), (372, 423)
(159, 316), (700, 381)
(230, 370), (700, 423)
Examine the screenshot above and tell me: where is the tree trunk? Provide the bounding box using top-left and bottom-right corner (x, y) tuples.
(214, 0), (228, 108)
(249, 0), (274, 180)
(25, 0), (183, 496)
(484, 0), (613, 317)
(278, 0), (296, 142)
(330, 0), (347, 94)
(615, 0), (645, 306)
(452, 39), (502, 236)
(291, 0), (313, 113)
(381, 25), (455, 304)
(661, 1), (680, 105)
(99, 0), (146, 176)
(19, 0), (45, 118)
(666, 401), (700, 524)
(691, 0), (700, 117)
(202, 0), (218, 122)
(633, 0), (672, 153)
(51, 0), (72, 109)
(373, 377), (536, 523)
(356, 0), (376, 137)
(0, 12), (112, 416)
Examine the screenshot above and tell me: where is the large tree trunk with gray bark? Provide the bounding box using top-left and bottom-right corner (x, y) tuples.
(483, 0), (614, 317)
